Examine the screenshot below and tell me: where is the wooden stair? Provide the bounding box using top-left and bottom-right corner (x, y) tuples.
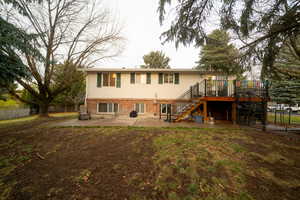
(174, 101), (205, 122)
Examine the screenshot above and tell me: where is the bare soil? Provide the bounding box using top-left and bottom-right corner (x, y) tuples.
(0, 118), (300, 200)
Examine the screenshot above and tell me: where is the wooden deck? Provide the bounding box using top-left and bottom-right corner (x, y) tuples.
(193, 96), (267, 102)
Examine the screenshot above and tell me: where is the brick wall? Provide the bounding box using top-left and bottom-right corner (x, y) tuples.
(86, 98), (190, 115)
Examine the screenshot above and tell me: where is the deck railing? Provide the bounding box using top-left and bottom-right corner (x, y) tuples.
(178, 79), (269, 99)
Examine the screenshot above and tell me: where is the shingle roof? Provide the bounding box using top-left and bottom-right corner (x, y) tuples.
(81, 67), (222, 74)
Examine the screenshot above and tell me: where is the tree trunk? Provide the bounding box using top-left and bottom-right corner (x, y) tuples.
(39, 103), (50, 117)
(74, 103), (79, 112)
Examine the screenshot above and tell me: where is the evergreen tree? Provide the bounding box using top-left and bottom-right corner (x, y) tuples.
(158, 0), (300, 78)
(141, 51), (170, 69)
(0, 0), (42, 99)
(270, 36), (300, 80)
(196, 29), (243, 75)
(270, 80), (300, 105)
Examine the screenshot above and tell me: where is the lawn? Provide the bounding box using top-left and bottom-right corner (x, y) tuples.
(0, 99), (22, 109)
(0, 118), (299, 200)
(268, 112), (300, 125)
(0, 112), (78, 126)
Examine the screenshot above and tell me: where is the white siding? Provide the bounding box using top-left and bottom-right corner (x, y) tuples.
(87, 72), (205, 99)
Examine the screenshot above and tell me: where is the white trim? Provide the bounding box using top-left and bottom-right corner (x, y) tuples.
(83, 68), (205, 72)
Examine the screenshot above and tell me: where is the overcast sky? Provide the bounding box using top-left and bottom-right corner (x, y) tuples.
(101, 0), (218, 69)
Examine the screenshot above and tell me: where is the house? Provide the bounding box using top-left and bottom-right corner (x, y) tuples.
(84, 68), (268, 124)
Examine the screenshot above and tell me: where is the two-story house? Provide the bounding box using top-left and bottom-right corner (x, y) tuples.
(84, 68), (268, 124)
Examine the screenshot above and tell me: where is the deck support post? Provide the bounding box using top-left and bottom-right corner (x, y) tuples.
(203, 101), (208, 121)
(204, 79), (207, 97)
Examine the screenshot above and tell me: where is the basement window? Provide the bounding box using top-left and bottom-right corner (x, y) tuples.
(134, 103), (145, 113)
(98, 103), (119, 113)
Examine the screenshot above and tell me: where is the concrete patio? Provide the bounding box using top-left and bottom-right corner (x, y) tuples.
(55, 115), (237, 128)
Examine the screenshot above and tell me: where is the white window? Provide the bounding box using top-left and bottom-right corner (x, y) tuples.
(136, 73), (141, 84)
(160, 104), (171, 114)
(164, 73), (173, 83)
(134, 103), (145, 113)
(133, 73), (146, 84)
(141, 74), (146, 84)
(98, 103), (119, 113)
(101, 72), (117, 87)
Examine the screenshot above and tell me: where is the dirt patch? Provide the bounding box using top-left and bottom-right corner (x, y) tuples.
(1, 120), (300, 200)
(1, 125), (157, 200)
(245, 174), (300, 200)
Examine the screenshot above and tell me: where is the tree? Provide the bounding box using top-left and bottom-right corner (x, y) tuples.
(270, 35), (300, 80)
(0, 0), (42, 100)
(1, 0), (123, 116)
(158, 0), (300, 78)
(270, 80), (300, 105)
(53, 62), (86, 111)
(141, 51), (170, 68)
(196, 29), (243, 75)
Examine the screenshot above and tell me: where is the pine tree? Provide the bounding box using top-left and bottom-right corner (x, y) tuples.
(158, 0), (300, 78)
(196, 29), (243, 75)
(270, 36), (300, 79)
(0, 0), (42, 99)
(270, 80), (300, 105)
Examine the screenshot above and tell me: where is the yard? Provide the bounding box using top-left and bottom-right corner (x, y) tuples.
(268, 112), (300, 125)
(0, 116), (300, 200)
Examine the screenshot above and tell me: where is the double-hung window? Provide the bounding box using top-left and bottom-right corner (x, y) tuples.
(131, 73), (150, 84)
(97, 72), (121, 88)
(98, 103), (119, 113)
(158, 73), (179, 84)
(164, 73), (173, 83)
(134, 103), (145, 113)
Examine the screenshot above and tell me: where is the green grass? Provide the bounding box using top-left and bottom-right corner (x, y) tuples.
(0, 99), (23, 109)
(1, 122), (300, 200)
(151, 128), (253, 200)
(268, 112), (300, 124)
(0, 116), (38, 125)
(0, 112), (78, 125)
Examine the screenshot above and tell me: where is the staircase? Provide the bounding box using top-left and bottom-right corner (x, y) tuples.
(174, 101), (205, 122)
(173, 79), (268, 123)
(172, 81), (205, 122)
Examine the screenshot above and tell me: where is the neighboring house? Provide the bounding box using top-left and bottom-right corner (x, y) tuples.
(84, 68), (268, 124)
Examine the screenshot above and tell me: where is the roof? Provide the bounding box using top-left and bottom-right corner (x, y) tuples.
(82, 67), (221, 74)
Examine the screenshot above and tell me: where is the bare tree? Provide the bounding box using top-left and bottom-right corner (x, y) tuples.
(2, 0), (124, 116)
